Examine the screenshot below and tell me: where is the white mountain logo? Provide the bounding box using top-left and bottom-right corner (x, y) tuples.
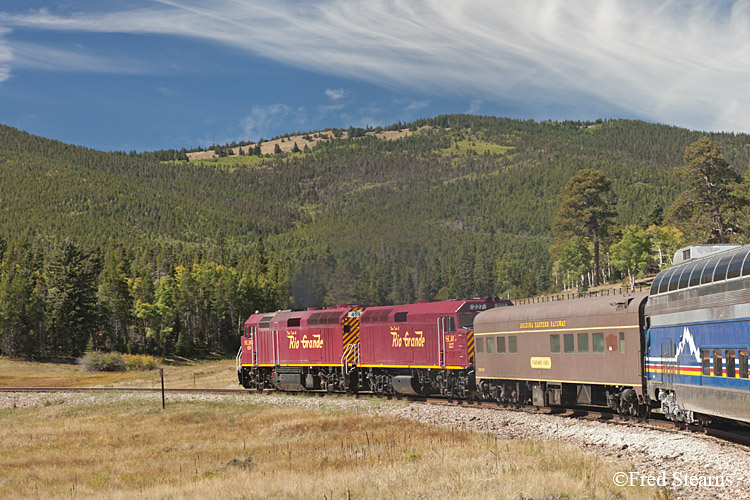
(676, 326), (701, 363)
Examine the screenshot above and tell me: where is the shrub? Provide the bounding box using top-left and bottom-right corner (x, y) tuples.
(80, 351), (126, 372)
(124, 354), (159, 371)
(79, 352), (160, 372)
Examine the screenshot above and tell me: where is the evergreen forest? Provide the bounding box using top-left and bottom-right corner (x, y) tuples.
(1, 115), (749, 359)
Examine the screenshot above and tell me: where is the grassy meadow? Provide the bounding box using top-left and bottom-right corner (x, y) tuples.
(0, 357), (237, 389)
(0, 393), (661, 500)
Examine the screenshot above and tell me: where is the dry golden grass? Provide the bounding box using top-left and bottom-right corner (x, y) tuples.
(0, 357), (237, 389)
(0, 394), (660, 499)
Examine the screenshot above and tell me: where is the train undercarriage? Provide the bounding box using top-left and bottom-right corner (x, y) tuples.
(238, 364), (474, 398)
(239, 365), (652, 418)
(476, 379), (650, 417)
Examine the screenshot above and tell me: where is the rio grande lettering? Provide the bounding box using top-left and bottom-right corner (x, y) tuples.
(390, 327), (425, 348)
(287, 331), (323, 349)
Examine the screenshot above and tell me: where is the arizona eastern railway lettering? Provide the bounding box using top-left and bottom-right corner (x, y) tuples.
(520, 320), (566, 329)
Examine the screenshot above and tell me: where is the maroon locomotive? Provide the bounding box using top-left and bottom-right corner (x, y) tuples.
(359, 298), (505, 397)
(237, 306), (363, 391)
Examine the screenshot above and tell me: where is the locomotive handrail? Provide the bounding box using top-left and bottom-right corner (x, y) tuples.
(341, 343), (359, 375)
(235, 347), (242, 374)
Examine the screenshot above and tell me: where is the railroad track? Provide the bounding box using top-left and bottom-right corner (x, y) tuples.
(0, 386), (252, 395)
(4, 385), (750, 447)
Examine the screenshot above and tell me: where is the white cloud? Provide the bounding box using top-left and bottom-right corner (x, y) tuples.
(467, 99), (482, 114)
(0, 27), (12, 83)
(404, 100), (428, 112)
(1, 1), (748, 132)
(325, 88), (348, 101)
(8, 41), (144, 74)
(240, 104), (291, 140)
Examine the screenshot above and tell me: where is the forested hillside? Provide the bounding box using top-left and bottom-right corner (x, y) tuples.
(1, 116), (749, 359)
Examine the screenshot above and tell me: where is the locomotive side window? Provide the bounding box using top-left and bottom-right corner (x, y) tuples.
(577, 333), (589, 353)
(740, 351), (748, 378)
(702, 350), (711, 376)
(563, 334), (574, 353)
(476, 338), (484, 353)
(550, 334), (560, 353)
(497, 336), (506, 353)
(592, 333), (604, 353)
(726, 350), (736, 378)
(447, 317), (456, 333)
(486, 337), (495, 354)
(619, 332), (625, 353)
(508, 336), (517, 353)
(713, 350), (723, 376)
(458, 314), (474, 330)
(394, 312), (408, 322)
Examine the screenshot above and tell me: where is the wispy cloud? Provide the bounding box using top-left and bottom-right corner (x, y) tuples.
(325, 88), (348, 101)
(1, 1), (748, 132)
(467, 99), (482, 114)
(404, 100), (428, 112)
(240, 104), (291, 140)
(0, 28), (12, 83)
(8, 41), (145, 74)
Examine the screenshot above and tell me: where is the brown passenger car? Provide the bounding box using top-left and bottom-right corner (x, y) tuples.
(474, 292), (649, 415)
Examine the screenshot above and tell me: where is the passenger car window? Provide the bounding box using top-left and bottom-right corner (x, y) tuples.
(592, 333), (604, 353)
(702, 350), (710, 376)
(619, 332), (625, 353)
(497, 336), (506, 353)
(550, 334), (560, 353)
(701, 255), (722, 285)
(712, 252), (735, 282)
(508, 336), (517, 353)
(713, 350), (723, 376)
(650, 271), (665, 295)
(727, 249), (749, 279)
(563, 334), (574, 353)
(658, 267), (678, 294)
(486, 337), (495, 354)
(577, 333), (589, 353)
(689, 259), (708, 287)
(678, 261), (699, 289)
(668, 266), (683, 291)
(726, 350), (736, 378)
(476, 337), (484, 353)
(740, 351), (749, 379)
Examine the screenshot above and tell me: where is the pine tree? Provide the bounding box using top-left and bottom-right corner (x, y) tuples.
(553, 169), (616, 287)
(668, 138), (742, 243)
(44, 239), (101, 356)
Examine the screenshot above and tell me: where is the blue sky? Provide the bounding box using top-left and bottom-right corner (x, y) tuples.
(0, 0), (748, 152)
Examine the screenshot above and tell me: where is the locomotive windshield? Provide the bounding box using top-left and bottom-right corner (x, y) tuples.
(458, 314), (475, 330)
